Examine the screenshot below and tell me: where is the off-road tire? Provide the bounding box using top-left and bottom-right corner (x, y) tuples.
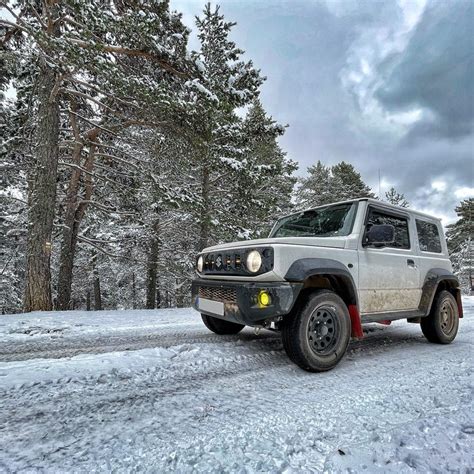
(421, 290), (459, 344)
(201, 314), (245, 335)
(281, 289), (351, 372)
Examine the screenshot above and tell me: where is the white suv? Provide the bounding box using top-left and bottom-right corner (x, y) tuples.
(192, 198), (463, 372)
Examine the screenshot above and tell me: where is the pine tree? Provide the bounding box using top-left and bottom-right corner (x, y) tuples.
(227, 99), (297, 238)
(295, 160), (349, 208)
(446, 199), (473, 293)
(2, 0), (194, 311)
(331, 161), (374, 200)
(295, 160), (374, 210)
(385, 187), (409, 207)
(192, 3), (264, 249)
(295, 161), (335, 208)
(0, 91), (28, 313)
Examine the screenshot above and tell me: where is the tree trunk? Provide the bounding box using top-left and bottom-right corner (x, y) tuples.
(56, 141), (97, 309)
(199, 165), (211, 250)
(156, 287), (161, 308)
(56, 139), (83, 310)
(24, 59), (60, 312)
(132, 272), (137, 309)
(91, 253), (102, 311)
(93, 274), (102, 311)
(176, 279), (184, 308)
(145, 220), (160, 309)
(86, 290), (91, 311)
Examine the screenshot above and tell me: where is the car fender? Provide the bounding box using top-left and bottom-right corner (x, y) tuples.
(284, 258), (363, 338)
(419, 268), (463, 317)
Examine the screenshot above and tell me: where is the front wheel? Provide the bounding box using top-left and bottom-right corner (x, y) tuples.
(281, 290), (351, 372)
(201, 314), (245, 335)
(421, 290), (459, 344)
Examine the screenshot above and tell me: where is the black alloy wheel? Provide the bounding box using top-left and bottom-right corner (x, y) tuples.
(282, 289), (351, 372)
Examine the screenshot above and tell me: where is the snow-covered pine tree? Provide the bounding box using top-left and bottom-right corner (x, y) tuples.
(138, 129), (199, 309)
(1, 0), (192, 311)
(57, 2), (196, 310)
(446, 199), (473, 294)
(295, 161), (374, 210)
(295, 161), (339, 208)
(191, 3), (264, 249)
(331, 161), (374, 200)
(0, 90), (28, 313)
(385, 187), (409, 207)
(1, 1), (64, 311)
(231, 99), (297, 238)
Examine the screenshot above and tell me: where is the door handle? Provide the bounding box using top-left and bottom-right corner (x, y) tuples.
(407, 259), (416, 267)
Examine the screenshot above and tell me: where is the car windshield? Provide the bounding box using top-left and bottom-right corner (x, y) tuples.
(269, 202), (358, 238)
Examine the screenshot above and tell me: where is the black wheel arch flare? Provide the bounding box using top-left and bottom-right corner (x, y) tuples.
(420, 268), (463, 317)
(284, 258), (362, 338)
(284, 258), (359, 308)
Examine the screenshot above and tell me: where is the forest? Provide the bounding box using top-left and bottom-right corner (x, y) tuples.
(1, 1), (471, 314)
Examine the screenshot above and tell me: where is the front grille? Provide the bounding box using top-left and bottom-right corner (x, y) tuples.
(199, 286), (237, 303)
(200, 248), (273, 276)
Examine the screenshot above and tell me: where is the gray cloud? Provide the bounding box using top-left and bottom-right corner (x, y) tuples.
(171, 0), (473, 224)
(376, 0), (474, 142)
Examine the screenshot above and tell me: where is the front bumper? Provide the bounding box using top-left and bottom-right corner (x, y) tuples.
(191, 278), (303, 326)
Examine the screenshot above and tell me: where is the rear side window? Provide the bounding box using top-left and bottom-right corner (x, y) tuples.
(416, 220), (442, 253)
(365, 208), (410, 249)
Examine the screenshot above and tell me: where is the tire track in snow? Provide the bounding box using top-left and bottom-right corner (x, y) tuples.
(0, 328), (279, 362)
(5, 317), (472, 362)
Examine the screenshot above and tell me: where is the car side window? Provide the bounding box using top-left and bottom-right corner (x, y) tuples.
(416, 220), (442, 253)
(365, 208), (410, 249)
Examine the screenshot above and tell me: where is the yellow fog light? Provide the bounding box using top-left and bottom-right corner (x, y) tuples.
(258, 290), (271, 307)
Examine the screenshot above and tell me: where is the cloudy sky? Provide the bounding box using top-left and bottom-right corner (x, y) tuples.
(172, 0), (473, 224)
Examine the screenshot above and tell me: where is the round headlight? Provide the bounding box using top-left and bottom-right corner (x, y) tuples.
(246, 250), (262, 273)
(197, 255), (204, 272)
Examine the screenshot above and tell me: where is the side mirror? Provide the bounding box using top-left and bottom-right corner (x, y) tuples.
(365, 224), (395, 247)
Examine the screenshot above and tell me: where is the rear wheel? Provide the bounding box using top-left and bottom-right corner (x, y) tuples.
(281, 290), (351, 372)
(201, 314), (244, 335)
(421, 290), (459, 344)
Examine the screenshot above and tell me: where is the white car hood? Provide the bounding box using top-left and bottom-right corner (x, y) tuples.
(202, 236), (346, 253)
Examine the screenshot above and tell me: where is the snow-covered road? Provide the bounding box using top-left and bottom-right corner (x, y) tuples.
(1, 299), (473, 473)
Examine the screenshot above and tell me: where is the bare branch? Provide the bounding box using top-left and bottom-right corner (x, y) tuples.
(68, 100), (81, 142)
(68, 78), (140, 109)
(0, 19), (30, 37)
(30, 5), (48, 29)
(77, 236), (147, 263)
(79, 200), (137, 216)
(61, 88), (116, 113)
(0, 194), (27, 205)
(95, 152), (144, 172)
(58, 161), (135, 191)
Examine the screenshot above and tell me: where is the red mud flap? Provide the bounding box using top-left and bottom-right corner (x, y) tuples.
(455, 290), (464, 318)
(377, 320), (392, 325)
(348, 305), (364, 339)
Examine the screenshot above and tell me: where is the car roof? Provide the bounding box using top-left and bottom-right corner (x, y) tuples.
(283, 198), (442, 222)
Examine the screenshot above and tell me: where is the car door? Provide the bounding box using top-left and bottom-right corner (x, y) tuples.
(358, 205), (421, 314)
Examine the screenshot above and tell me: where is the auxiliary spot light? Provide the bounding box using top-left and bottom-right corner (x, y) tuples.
(258, 290), (271, 307)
